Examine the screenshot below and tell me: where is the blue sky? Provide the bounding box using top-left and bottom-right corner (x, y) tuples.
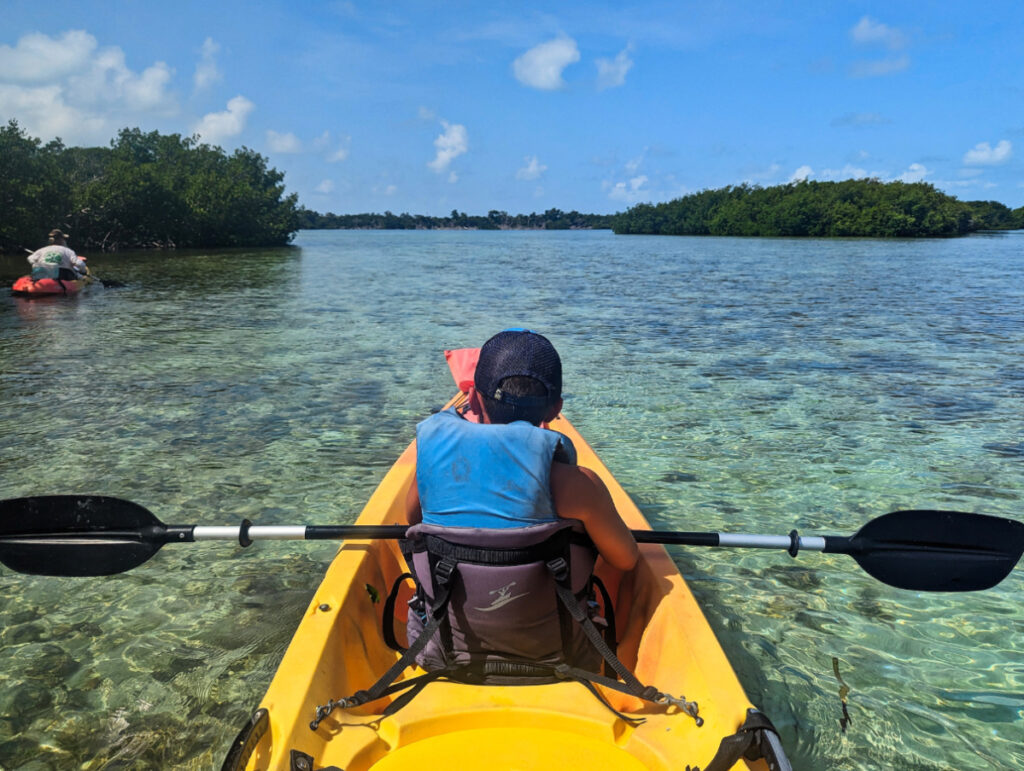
(3, 1), (1022, 214)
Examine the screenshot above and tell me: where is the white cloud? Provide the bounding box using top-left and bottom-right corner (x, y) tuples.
(194, 38), (221, 92)
(315, 179), (335, 194)
(821, 164), (871, 180)
(266, 130), (302, 153)
(312, 131), (350, 162)
(963, 139), (1012, 166)
(418, 105), (436, 120)
(0, 30), (177, 143)
(516, 155), (547, 180)
(329, 134), (351, 162)
(194, 95), (254, 144)
(596, 46), (633, 90)
(790, 165), (813, 182)
(897, 163), (929, 183)
(849, 16), (909, 78)
(605, 174), (649, 202)
(513, 37), (580, 90)
(851, 16), (907, 50)
(428, 120), (468, 173)
(0, 30), (97, 83)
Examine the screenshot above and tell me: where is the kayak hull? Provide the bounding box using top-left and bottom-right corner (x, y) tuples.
(227, 397), (787, 770)
(12, 274), (91, 296)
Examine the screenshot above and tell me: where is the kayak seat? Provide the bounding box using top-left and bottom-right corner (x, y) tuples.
(311, 521), (698, 730)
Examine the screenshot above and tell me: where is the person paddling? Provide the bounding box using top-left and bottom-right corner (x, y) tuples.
(396, 328), (641, 682)
(26, 229), (87, 281)
(405, 328), (638, 571)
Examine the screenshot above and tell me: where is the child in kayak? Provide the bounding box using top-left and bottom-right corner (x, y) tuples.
(26, 229), (87, 281)
(322, 331), (678, 723)
(405, 328), (638, 572)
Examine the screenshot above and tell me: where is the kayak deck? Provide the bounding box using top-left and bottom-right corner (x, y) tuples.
(232, 404), (779, 770)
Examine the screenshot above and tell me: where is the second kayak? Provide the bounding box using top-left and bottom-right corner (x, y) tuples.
(12, 273), (93, 297)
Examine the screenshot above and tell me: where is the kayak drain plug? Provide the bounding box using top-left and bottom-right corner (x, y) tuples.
(319, 604), (331, 612)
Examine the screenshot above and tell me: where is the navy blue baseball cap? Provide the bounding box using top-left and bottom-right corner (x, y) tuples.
(474, 328), (562, 407)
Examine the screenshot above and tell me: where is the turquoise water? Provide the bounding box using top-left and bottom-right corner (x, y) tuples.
(1, 229), (1022, 769)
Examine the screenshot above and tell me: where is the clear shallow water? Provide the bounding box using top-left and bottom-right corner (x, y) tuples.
(1, 229), (1022, 769)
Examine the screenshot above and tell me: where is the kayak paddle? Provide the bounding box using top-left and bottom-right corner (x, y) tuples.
(0, 495), (1020, 591)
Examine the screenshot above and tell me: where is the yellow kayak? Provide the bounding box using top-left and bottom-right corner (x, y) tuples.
(222, 396), (790, 771)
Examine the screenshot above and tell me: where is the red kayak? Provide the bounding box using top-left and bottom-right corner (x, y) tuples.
(11, 273), (93, 297)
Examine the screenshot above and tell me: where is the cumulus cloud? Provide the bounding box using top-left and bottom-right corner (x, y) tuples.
(0, 30), (98, 83)
(513, 37), (580, 90)
(897, 163), (929, 183)
(0, 30), (177, 143)
(266, 130), (302, 153)
(963, 139), (1012, 166)
(821, 164), (871, 180)
(312, 130), (351, 162)
(790, 165), (813, 182)
(194, 37), (221, 92)
(428, 120), (468, 175)
(596, 46), (633, 90)
(850, 16), (907, 50)
(516, 155), (547, 180)
(605, 175), (649, 202)
(849, 16), (909, 78)
(194, 95), (254, 144)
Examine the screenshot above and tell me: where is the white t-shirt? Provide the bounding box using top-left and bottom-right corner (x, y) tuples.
(27, 245), (86, 276)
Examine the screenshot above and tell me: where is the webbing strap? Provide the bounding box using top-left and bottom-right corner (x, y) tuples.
(547, 558), (655, 700)
(702, 709), (792, 771)
(590, 574), (617, 648)
(310, 560), (457, 730)
(382, 572), (413, 652)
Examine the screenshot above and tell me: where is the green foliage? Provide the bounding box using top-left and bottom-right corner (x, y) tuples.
(611, 179), (1017, 238)
(0, 121), (70, 250)
(963, 200), (1021, 230)
(296, 206), (615, 231)
(0, 123), (299, 253)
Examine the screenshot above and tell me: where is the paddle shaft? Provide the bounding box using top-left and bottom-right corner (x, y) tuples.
(185, 523), (830, 553)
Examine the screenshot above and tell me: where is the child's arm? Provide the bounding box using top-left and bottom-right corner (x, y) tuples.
(550, 463), (638, 571)
(404, 470), (423, 524)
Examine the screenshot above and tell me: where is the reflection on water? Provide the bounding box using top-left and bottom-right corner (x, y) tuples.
(1, 231), (1022, 769)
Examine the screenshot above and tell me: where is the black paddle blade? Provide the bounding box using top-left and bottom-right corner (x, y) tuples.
(838, 510), (1024, 591)
(0, 495), (167, 576)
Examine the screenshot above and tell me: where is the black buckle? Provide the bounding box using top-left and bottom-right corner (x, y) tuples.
(546, 557), (569, 582)
(435, 558), (457, 585)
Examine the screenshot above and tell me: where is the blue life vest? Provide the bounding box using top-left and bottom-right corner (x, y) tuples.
(415, 407), (577, 529)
